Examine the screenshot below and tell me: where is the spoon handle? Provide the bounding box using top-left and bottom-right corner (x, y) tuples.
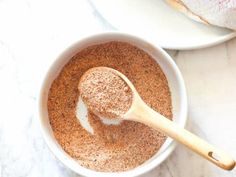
(131, 104), (235, 170)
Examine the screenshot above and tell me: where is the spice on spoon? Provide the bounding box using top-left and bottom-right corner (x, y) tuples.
(79, 67), (133, 119)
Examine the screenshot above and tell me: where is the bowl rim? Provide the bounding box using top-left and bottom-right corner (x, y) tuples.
(38, 31), (188, 177)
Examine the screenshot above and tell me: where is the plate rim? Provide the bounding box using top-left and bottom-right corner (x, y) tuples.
(89, 0), (236, 50)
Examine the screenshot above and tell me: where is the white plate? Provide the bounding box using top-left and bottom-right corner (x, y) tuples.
(89, 0), (236, 50)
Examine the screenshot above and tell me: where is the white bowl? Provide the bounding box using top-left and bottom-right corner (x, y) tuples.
(38, 32), (188, 177)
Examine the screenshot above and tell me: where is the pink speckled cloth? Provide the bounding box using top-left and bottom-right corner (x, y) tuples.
(181, 0), (236, 30)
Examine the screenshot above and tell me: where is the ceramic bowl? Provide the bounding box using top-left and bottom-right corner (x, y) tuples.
(38, 32), (188, 177)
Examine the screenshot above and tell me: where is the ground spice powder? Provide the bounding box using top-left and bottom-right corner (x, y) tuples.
(47, 41), (173, 172)
(79, 67), (133, 119)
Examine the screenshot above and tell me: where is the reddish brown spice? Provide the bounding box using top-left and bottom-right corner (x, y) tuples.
(47, 41), (172, 172)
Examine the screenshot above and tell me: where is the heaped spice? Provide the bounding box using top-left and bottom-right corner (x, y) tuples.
(78, 67), (133, 119)
(47, 41), (172, 172)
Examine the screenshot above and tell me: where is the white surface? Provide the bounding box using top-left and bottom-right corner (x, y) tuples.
(90, 0), (236, 50)
(39, 32), (187, 177)
(0, 0), (236, 177)
(76, 97), (94, 134)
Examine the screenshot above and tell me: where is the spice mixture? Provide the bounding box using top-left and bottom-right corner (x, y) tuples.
(79, 67), (133, 119)
(47, 41), (173, 172)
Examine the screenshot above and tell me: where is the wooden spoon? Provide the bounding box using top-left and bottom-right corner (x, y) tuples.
(80, 67), (236, 170)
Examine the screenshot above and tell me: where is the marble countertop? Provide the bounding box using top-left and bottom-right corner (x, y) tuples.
(0, 0), (235, 176)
